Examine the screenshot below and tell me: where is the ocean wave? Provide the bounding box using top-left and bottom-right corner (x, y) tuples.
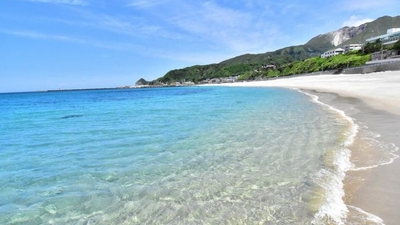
(298, 89), (399, 225)
(297, 89), (356, 224)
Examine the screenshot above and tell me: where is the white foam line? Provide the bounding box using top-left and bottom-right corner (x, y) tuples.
(299, 88), (400, 172)
(347, 205), (385, 225)
(350, 144), (399, 171)
(297, 89), (357, 225)
(299, 88), (400, 170)
(297, 88), (400, 225)
(298, 89), (358, 160)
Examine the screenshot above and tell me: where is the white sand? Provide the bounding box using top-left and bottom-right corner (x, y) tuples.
(216, 71), (400, 115)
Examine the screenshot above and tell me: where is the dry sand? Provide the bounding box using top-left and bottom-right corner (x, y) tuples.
(219, 71), (400, 115)
(212, 71), (400, 224)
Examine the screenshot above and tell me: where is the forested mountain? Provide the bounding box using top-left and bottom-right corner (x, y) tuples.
(153, 15), (400, 84)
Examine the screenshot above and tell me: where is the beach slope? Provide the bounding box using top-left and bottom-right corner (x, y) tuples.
(216, 71), (400, 224)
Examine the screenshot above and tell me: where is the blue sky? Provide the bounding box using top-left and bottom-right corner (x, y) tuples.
(0, 0), (399, 92)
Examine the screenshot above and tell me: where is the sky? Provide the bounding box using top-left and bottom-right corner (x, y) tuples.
(0, 0), (399, 92)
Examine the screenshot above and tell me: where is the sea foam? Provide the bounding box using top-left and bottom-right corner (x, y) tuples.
(298, 90), (356, 225)
(298, 90), (395, 225)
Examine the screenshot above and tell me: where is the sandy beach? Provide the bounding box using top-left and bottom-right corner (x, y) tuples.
(214, 71), (400, 224)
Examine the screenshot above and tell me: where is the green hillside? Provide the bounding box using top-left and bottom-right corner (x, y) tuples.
(154, 15), (400, 84)
(156, 45), (322, 84)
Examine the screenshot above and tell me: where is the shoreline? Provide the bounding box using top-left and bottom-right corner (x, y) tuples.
(209, 71), (400, 224)
(307, 90), (400, 224)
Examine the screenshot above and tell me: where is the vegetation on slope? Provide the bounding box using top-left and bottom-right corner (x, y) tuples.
(238, 51), (370, 80)
(156, 51), (370, 84)
(156, 45), (322, 84)
(153, 16), (400, 85)
(393, 39), (400, 50)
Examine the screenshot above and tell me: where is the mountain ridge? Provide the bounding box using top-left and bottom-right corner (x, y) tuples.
(152, 15), (400, 84)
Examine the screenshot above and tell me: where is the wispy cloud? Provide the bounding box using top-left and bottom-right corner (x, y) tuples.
(342, 15), (373, 27)
(0, 28), (234, 64)
(1, 29), (86, 43)
(10, 1), (284, 55)
(71, 10), (189, 41)
(26, 0), (88, 6)
(148, 1), (279, 52)
(127, 0), (170, 8)
(5, 1), (356, 63)
(1, 29), (143, 51)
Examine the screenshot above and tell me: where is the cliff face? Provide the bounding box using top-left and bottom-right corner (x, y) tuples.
(155, 15), (400, 83)
(327, 24), (368, 46)
(306, 23), (368, 48)
(306, 15), (400, 48)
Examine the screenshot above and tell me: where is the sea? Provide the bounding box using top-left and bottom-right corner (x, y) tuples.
(0, 86), (393, 225)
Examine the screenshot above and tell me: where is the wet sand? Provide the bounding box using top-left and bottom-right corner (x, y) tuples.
(310, 91), (400, 225)
(212, 71), (400, 224)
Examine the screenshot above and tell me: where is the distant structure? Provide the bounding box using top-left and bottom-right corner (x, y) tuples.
(368, 50), (400, 62)
(343, 44), (363, 53)
(364, 28), (400, 64)
(261, 64), (276, 70)
(366, 28), (400, 46)
(321, 48), (344, 58)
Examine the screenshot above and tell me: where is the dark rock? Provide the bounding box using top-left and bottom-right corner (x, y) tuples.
(61, 115), (83, 119)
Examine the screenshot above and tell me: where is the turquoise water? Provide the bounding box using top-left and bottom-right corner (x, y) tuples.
(0, 87), (352, 224)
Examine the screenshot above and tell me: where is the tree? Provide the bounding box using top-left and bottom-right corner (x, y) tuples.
(393, 39), (400, 51)
(364, 39), (382, 54)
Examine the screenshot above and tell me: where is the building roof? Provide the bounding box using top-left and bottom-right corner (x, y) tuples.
(366, 28), (400, 44)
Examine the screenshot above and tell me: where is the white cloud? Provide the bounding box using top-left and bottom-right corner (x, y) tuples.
(74, 11), (187, 41)
(0, 28), (191, 60)
(26, 0), (88, 6)
(161, 1), (278, 52)
(0, 29), (149, 52)
(0, 29), (86, 43)
(96, 1), (281, 53)
(127, 0), (170, 8)
(342, 15), (373, 27)
(4, 1), (284, 61)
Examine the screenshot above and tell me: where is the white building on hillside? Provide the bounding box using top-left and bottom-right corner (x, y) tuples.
(366, 28), (400, 45)
(321, 48), (344, 58)
(343, 44), (363, 53)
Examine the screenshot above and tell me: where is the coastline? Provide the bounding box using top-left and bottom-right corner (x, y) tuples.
(209, 71), (400, 224)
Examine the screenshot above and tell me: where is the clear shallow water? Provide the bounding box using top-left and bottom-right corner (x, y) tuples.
(0, 87), (353, 224)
